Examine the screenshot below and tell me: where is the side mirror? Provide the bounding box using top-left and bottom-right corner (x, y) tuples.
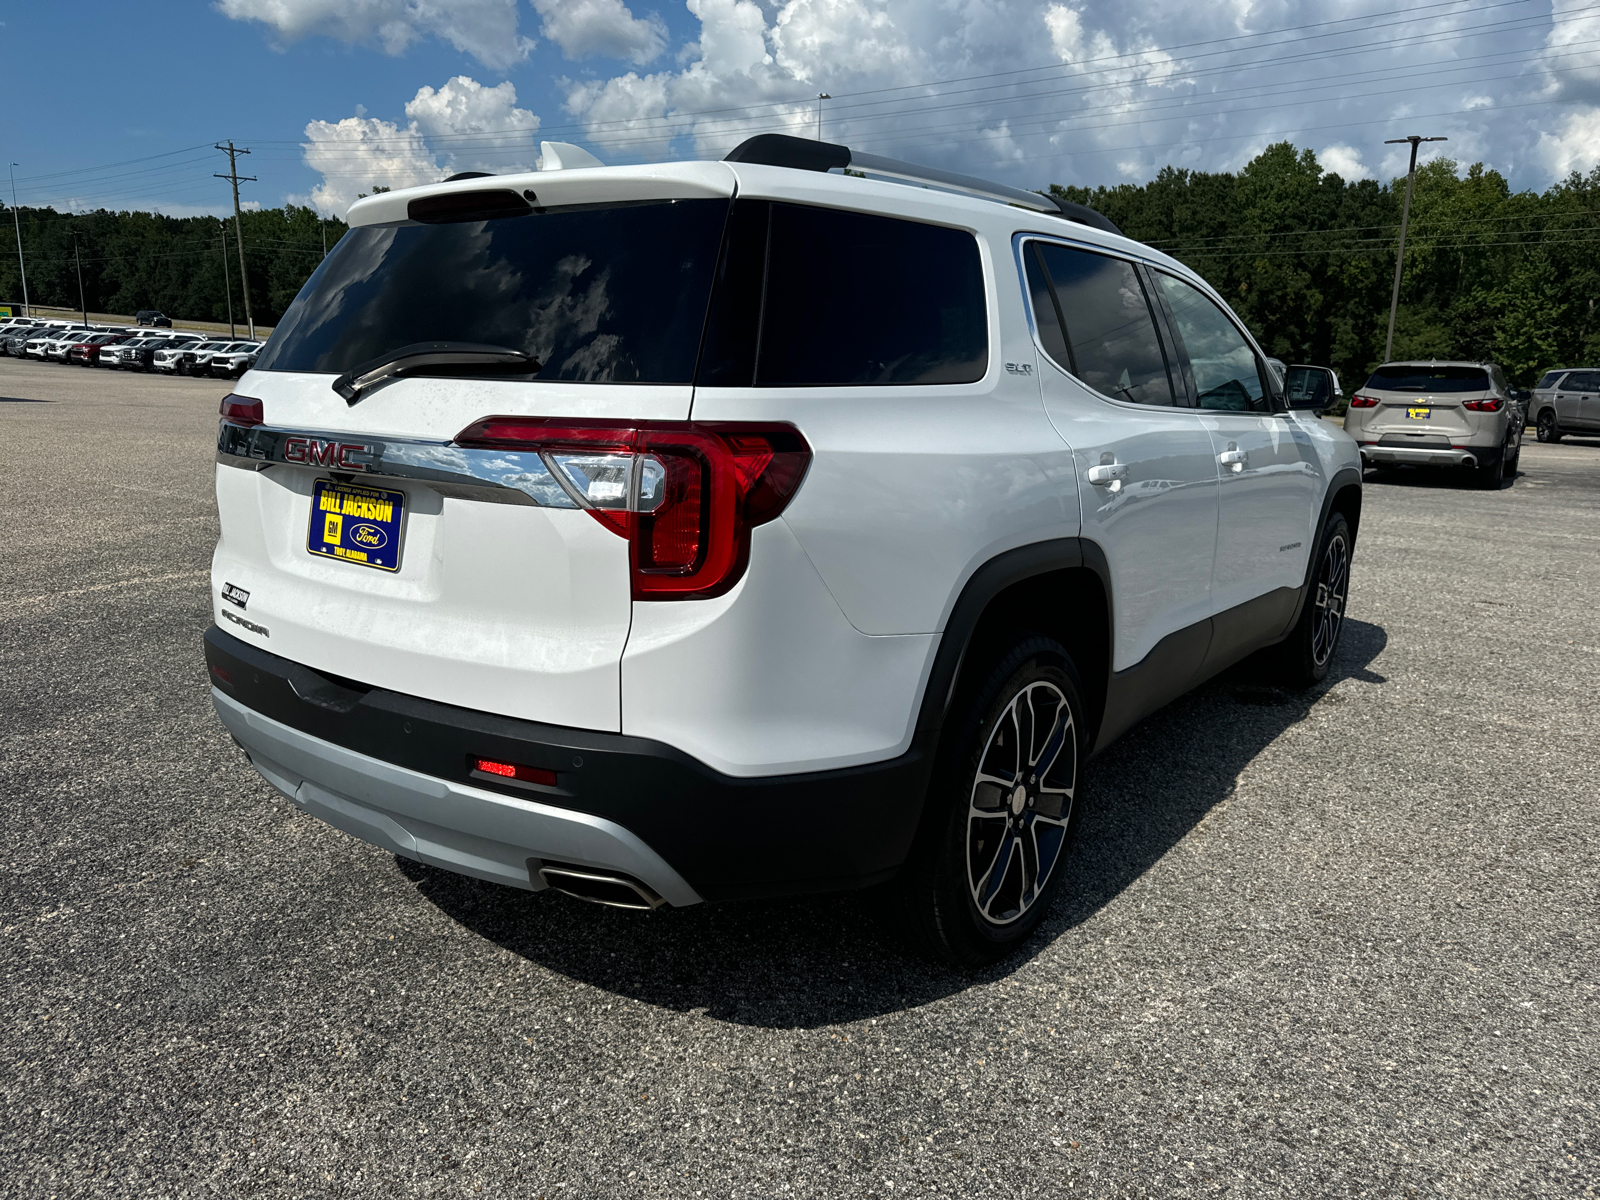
(1284, 364), (1338, 412)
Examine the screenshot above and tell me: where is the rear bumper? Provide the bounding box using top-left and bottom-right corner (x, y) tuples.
(1359, 443), (1497, 469)
(203, 626), (931, 903)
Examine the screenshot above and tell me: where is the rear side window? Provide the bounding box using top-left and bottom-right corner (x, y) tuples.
(1365, 365), (1490, 393)
(698, 201), (987, 387)
(256, 198), (729, 383)
(1535, 370), (1565, 388)
(1152, 272), (1270, 412)
(1025, 242), (1174, 406)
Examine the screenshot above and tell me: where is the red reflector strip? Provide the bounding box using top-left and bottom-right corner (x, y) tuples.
(471, 757), (557, 787)
(208, 663), (232, 684)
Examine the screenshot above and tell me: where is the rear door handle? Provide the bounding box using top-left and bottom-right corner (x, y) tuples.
(1087, 463), (1129, 487)
(1219, 448), (1247, 471)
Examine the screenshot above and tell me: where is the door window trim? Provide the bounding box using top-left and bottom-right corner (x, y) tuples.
(1146, 265), (1286, 414)
(1012, 233), (1186, 409)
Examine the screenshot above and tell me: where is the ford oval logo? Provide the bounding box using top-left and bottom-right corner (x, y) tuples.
(351, 523), (388, 549)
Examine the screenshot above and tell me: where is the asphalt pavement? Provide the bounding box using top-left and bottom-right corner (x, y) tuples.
(2, 359), (1595, 1197)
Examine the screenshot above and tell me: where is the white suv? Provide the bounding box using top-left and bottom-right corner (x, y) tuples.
(205, 135), (1362, 964)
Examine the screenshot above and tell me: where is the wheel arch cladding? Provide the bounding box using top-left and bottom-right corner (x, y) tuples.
(1328, 477), (1362, 545)
(917, 539), (1112, 754)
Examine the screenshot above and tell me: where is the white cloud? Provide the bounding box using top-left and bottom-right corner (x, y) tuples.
(300, 114), (443, 217)
(289, 0), (1594, 203)
(406, 76), (541, 172)
(215, 0), (535, 71)
(299, 76), (550, 215)
(1319, 144), (1366, 180)
(531, 0), (668, 64)
(1539, 106), (1600, 177)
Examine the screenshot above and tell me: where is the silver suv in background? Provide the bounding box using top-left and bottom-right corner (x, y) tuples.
(1530, 368), (1600, 442)
(1345, 361), (1520, 488)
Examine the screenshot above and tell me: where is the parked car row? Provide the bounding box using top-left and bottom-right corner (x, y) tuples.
(0, 317), (260, 378)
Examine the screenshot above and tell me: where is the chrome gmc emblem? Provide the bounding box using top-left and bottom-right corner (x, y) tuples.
(284, 436), (369, 471)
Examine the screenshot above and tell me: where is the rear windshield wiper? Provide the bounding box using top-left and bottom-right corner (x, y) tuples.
(333, 342), (542, 405)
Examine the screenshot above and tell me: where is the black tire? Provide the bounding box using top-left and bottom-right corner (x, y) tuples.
(1505, 427), (1522, 477)
(1536, 410), (1562, 443)
(1277, 510), (1352, 688)
(890, 634), (1088, 967)
(1475, 446), (1505, 490)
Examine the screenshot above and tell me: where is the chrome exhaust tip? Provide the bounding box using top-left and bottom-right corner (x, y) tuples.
(535, 861), (667, 910)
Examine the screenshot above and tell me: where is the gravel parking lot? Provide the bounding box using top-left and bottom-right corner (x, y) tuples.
(2, 359), (1595, 1198)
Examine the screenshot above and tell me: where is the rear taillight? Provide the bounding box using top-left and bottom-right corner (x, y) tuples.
(1349, 394), (1379, 408)
(219, 395), (263, 427)
(453, 418), (812, 600)
(1463, 396), (1503, 411)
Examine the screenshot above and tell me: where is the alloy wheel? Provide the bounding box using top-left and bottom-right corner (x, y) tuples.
(1311, 532), (1349, 667)
(966, 681), (1077, 926)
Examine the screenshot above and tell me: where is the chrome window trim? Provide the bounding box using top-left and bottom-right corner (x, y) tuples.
(216, 421), (582, 510)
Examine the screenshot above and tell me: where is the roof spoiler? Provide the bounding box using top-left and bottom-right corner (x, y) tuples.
(723, 133), (1122, 236)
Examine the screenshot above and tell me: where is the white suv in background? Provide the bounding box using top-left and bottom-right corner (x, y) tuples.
(205, 135), (1362, 965)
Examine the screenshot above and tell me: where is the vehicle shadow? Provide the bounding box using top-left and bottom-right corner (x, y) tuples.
(0, 396), (52, 403)
(399, 620), (1389, 1029)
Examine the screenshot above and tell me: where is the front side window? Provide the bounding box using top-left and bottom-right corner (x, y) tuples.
(1153, 272), (1270, 412)
(256, 198), (730, 383)
(1025, 242), (1174, 406)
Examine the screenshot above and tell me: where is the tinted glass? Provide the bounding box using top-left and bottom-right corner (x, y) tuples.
(1536, 370), (1566, 389)
(1364, 365), (1490, 393)
(257, 198), (729, 383)
(1568, 370), (1600, 391)
(1030, 243), (1173, 405)
(1285, 366), (1332, 406)
(753, 203), (987, 386)
(1153, 272), (1268, 412)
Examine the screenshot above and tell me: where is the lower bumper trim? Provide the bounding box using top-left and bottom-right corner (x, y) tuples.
(212, 688), (704, 907)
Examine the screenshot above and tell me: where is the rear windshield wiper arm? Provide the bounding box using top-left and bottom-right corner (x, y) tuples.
(333, 342), (541, 405)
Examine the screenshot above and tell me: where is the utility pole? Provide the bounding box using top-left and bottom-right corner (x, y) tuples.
(8, 162), (28, 316)
(70, 229), (87, 324)
(219, 221), (236, 338)
(816, 93), (831, 140)
(215, 141), (256, 338)
(321, 220), (327, 259)
(1383, 134), (1447, 362)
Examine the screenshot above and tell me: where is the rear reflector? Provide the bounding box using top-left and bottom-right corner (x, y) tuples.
(471, 757), (558, 788)
(219, 395), (263, 426)
(453, 418), (812, 600)
(208, 663), (232, 685)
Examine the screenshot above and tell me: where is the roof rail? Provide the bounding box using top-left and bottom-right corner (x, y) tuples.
(723, 133), (1122, 236)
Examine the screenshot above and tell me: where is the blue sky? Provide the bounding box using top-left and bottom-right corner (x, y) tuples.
(2, 0), (1597, 219)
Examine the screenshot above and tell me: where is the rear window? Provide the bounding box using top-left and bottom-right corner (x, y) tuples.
(697, 201), (987, 387)
(1365, 365), (1489, 393)
(256, 198), (730, 383)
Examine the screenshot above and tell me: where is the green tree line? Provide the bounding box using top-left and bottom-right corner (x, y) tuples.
(5, 141), (1598, 387)
(0, 203), (346, 328)
(1053, 142), (1600, 388)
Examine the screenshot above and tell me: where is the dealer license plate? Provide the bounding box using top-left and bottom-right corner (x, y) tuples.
(1406, 406), (1432, 420)
(307, 478), (405, 572)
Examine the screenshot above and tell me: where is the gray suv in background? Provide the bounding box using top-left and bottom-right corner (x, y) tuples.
(1344, 361), (1520, 488)
(1530, 368), (1600, 442)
